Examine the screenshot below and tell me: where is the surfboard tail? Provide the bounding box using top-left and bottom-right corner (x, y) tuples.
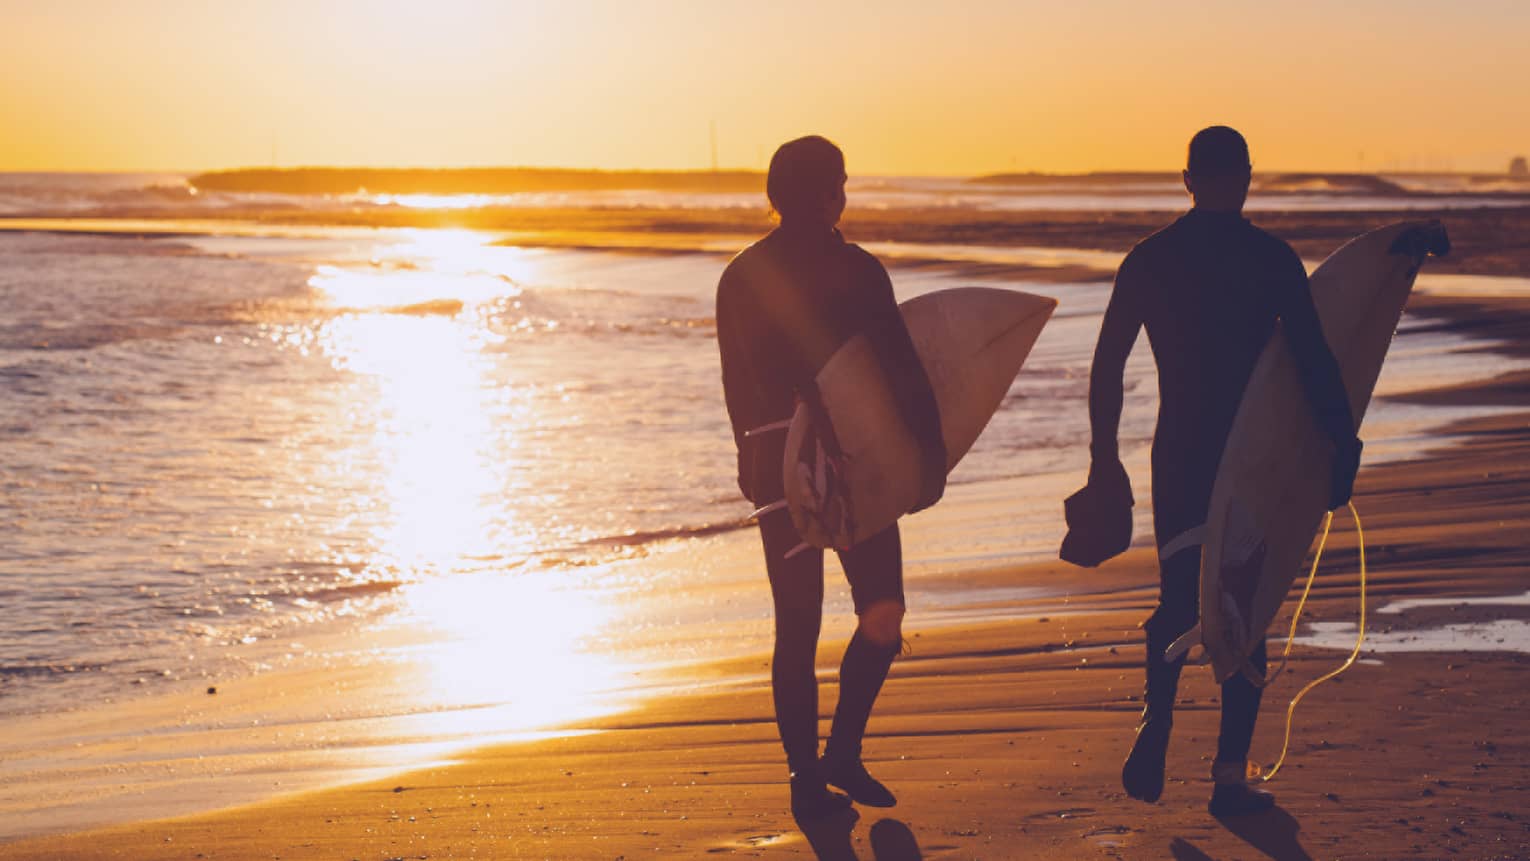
(1386, 221), (1450, 259)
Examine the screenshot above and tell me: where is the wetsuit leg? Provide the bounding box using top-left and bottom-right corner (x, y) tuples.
(842, 522), (906, 615)
(1144, 545), (1199, 719)
(824, 523), (903, 765)
(760, 512), (826, 774)
(1151, 504), (1268, 768)
(1145, 453), (1214, 720)
(1216, 638), (1268, 765)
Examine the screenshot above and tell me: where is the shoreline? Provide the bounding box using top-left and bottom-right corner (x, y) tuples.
(3, 265), (1529, 856)
(4, 202), (1530, 278)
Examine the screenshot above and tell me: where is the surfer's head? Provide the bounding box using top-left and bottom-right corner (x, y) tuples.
(1184, 126), (1252, 213)
(767, 136), (847, 229)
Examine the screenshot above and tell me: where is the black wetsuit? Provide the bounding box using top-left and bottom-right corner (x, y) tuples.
(1089, 208), (1352, 765)
(717, 222), (943, 774)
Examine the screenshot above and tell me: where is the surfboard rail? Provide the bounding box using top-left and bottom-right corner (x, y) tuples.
(782, 287), (1057, 550)
(1193, 220), (1448, 683)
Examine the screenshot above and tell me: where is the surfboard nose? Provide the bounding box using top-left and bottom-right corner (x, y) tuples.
(1023, 292), (1060, 317)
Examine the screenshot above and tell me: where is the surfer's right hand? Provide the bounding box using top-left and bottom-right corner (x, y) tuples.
(1059, 457), (1134, 568)
(1329, 436), (1363, 510)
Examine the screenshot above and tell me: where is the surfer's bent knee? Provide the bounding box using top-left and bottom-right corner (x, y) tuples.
(858, 600), (905, 648)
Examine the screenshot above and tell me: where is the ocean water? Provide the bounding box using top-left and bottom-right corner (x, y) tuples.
(0, 174), (1525, 836)
(0, 226), (1099, 716)
(3, 170), (1528, 219)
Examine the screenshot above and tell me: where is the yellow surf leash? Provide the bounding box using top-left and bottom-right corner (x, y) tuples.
(1257, 500), (1367, 783)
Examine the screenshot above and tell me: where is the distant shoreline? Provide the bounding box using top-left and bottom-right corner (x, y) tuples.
(13, 201), (1525, 277)
(189, 166), (767, 195)
(181, 167), (1530, 199)
(970, 169), (1530, 188)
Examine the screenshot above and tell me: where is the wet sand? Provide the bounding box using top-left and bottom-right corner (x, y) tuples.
(5, 289), (1529, 858)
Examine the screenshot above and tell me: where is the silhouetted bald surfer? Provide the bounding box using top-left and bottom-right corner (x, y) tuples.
(716, 136), (945, 819)
(1067, 126), (1362, 816)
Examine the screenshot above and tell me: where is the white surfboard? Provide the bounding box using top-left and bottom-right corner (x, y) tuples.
(1196, 221), (1448, 682)
(781, 287), (1057, 549)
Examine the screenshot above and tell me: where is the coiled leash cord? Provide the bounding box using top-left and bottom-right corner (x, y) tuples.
(1257, 500), (1368, 783)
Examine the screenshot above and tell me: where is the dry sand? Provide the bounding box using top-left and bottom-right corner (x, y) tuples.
(5, 290), (1530, 859)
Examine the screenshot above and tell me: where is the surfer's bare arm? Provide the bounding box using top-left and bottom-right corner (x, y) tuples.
(1087, 253), (1143, 482)
(1275, 248), (1363, 507)
(861, 253), (947, 511)
(717, 275), (767, 503)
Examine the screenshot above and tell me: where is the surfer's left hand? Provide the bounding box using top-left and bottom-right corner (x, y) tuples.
(1330, 436), (1363, 509)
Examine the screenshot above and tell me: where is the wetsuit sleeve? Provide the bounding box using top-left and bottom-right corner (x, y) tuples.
(1273, 246), (1355, 445)
(1088, 249), (1145, 464)
(717, 269), (767, 503)
(860, 253), (948, 510)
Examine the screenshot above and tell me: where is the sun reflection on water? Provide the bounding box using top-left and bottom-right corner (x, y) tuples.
(395, 570), (627, 726)
(308, 231), (630, 736)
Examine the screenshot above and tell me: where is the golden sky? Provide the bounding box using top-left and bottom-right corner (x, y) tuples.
(2, 0), (1527, 175)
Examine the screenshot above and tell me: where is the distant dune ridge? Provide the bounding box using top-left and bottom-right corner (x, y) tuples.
(189, 167), (766, 196)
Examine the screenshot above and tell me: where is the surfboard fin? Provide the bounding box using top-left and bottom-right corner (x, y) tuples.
(750, 499), (787, 519)
(744, 419), (792, 438)
(1157, 524), (1205, 562)
(1164, 625), (1203, 663)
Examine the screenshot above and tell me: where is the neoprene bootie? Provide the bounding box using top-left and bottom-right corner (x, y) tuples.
(1208, 761), (1275, 817)
(824, 756), (896, 808)
(789, 769), (853, 820)
(1124, 615), (1187, 802)
(1121, 712), (1172, 802)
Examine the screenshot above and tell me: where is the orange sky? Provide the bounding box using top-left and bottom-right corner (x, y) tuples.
(2, 0), (1527, 175)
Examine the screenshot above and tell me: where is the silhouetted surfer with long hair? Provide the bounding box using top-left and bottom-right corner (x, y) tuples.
(716, 136), (945, 819)
(1066, 126), (1362, 816)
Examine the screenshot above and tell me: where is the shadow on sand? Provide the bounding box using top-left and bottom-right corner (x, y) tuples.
(796, 810), (924, 860)
(1171, 804), (1313, 861)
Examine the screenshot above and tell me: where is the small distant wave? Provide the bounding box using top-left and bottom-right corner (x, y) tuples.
(0, 322), (182, 351)
(967, 171), (1175, 189)
(1256, 173), (1412, 196)
(579, 518), (754, 549)
(386, 298), (465, 317)
(299, 579), (406, 603)
(0, 661), (107, 679)
(4, 231), (208, 257)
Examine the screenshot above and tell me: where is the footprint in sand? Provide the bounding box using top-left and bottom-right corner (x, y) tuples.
(709, 833), (794, 852)
(1084, 824), (1131, 849)
(1031, 807), (1098, 820)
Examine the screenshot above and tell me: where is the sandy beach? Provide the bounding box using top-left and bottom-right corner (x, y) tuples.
(4, 285), (1528, 860)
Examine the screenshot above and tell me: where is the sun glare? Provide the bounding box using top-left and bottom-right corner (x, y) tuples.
(395, 569), (628, 724)
(306, 233), (628, 733)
